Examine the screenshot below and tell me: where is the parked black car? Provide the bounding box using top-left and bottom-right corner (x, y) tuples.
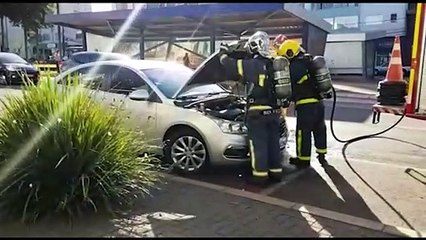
(61, 51), (131, 72)
(0, 53), (39, 85)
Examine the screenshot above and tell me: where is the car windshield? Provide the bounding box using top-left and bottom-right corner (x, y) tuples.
(141, 66), (227, 99)
(0, 53), (27, 64)
(140, 65), (193, 98)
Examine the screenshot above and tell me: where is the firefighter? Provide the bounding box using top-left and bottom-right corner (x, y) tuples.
(219, 31), (291, 185)
(277, 39), (332, 168)
(272, 34), (288, 56)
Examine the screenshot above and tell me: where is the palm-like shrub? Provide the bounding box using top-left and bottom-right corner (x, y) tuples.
(0, 80), (161, 223)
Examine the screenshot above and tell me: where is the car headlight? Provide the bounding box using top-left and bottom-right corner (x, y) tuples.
(212, 118), (247, 134)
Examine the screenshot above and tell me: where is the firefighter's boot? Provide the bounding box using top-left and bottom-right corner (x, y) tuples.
(289, 157), (310, 169)
(269, 171), (283, 183)
(317, 153), (329, 167)
(246, 175), (269, 187)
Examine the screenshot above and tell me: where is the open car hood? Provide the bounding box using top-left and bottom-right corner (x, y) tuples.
(174, 40), (251, 98)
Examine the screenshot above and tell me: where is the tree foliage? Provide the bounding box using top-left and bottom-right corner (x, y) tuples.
(0, 3), (55, 31)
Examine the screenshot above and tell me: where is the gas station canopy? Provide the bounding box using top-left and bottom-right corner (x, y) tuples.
(46, 3), (331, 41)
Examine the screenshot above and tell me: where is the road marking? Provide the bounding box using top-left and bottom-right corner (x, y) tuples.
(345, 157), (426, 171)
(167, 173), (426, 237)
(259, 168), (309, 195)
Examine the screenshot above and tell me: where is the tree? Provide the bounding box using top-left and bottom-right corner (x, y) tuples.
(0, 3), (54, 52)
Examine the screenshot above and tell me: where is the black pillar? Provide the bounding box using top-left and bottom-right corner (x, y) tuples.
(301, 22), (328, 56)
(210, 27), (216, 54)
(166, 37), (174, 60)
(82, 31), (87, 51)
(140, 28), (145, 59)
(24, 27), (28, 59)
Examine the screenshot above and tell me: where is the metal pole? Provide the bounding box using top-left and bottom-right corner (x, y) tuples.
(56, 3), (62, 58)
(24, 27), (28, 59)
(82, 31), (87, 51)
(210, 27), (216, 54)
(140, 28), (145, 59)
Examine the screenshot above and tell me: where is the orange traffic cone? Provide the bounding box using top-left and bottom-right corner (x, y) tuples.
(377, 36), (407, 106)
(384, 36), (404, 84)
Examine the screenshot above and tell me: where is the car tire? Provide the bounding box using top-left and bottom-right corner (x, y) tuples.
(374, 69), (379, 76)
(163, 128), (210, 174)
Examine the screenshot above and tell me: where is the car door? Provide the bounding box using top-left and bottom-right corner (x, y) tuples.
(100, 65), (160, 145)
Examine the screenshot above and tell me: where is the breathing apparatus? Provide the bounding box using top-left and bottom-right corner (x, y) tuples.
(277, 39), (406, 144)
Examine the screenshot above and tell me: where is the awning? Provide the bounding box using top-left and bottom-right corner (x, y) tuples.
(45, 3), (332, 42)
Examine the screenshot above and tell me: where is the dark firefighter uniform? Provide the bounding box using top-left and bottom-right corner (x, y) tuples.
(277, 40), (328, 168)
(220, 53), (283, 183)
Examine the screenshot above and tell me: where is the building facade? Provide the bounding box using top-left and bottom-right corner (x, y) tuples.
(0, 3), (92, 60)
(300, 3), (415, 75)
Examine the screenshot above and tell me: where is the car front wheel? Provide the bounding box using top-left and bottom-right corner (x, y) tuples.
(163, 128), (210, 174)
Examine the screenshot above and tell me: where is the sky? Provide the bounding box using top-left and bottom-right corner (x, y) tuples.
(91, 3), (113, 12)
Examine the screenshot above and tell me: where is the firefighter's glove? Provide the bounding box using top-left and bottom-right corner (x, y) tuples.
(219, 43), (231, 54)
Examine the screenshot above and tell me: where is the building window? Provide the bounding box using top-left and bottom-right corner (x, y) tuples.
(303, 3), (312, 11)
(319, 3), (358, 9)
(365, 15), (384, 25)
(324, 18), (334, 26)
(390, 13), (397, 23)
(42, 33), (51, 42)
(334, 16), (359, 29)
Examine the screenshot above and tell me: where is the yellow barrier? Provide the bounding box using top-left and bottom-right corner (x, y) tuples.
(34, 64), (59, 81)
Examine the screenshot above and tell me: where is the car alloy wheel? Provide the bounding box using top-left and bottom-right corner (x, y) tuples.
(171, 135), (207, 172)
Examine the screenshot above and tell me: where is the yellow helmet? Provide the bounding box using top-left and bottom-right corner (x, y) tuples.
(277, 40), (301, 59)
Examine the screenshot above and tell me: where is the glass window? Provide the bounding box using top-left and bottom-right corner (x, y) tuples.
(109, 67), (146, 92)
(59, 66), (106, 90)
(365, 15), (384, 25)
(324, 18), (334, 26)
(390, 13), (397, 23)
(334, 16), (359, 29)
(140, 65), (194, 98)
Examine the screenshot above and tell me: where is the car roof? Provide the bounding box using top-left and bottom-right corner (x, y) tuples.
(72, 51), (129, 57)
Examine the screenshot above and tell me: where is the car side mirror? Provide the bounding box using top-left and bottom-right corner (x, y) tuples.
(129, 89), (150, 101)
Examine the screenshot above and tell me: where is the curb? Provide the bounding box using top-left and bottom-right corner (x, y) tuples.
(167, 174), (426, 238)
(335, 92), (377, 100)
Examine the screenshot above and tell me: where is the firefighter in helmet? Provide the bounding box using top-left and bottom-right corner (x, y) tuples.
(277, 39), (333, 168)
(219, 31), (292, 185)
(272, 34), (288, 57)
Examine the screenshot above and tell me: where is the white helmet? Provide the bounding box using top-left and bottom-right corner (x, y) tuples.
(246, 31), (271, 58)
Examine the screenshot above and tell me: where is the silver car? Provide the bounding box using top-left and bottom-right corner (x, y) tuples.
(56, 51), (289, 173)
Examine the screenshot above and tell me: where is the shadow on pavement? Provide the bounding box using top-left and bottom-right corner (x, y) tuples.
(269, 165), (380, 221)
(341, 142), (415, 232)
(124, 181), (323, 237)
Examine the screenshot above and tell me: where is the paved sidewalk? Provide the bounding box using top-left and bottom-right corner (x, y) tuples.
(0, 179), (399, 237)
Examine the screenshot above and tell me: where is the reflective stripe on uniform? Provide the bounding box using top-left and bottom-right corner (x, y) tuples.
(237, 59), (244, 76)
(249, 140), (268, 177)
(253, 171), (268, 177)
(248, 105), (272, 111)
(298, 156), (311, 161)
(258, 74), (265, 87)
(297, 129), (302, 157)
(316, 148), (327, 154)
(297, 129), (311, 161)
(297, 74), (309, 84)
(269, 168), (282, 173)
(296, 98), (319, 105)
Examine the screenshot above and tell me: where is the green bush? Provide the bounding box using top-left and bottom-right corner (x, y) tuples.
(0, 80), (161, 223)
